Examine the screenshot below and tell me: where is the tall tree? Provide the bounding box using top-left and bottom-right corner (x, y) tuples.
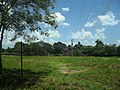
(53, 42), (67, 55)
(0, 0), (58, 77)
(117, 45), (120, 56)
(94, 39), (104, 56)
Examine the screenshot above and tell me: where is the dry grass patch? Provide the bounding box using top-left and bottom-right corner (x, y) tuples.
(23, 60), (42, 63)
(59, 66), (90, 74)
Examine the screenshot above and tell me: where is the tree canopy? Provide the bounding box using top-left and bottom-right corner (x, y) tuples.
(0, 0), (58, 41)
(0, 0), (58, 77)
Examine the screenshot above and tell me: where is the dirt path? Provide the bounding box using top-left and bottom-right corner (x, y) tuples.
(59, 66), (90, 74)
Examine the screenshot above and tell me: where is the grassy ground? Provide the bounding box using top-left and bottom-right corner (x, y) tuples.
(0, 55), (120, 90)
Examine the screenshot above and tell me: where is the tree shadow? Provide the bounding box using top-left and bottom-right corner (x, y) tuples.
(0, 68), (51, 90)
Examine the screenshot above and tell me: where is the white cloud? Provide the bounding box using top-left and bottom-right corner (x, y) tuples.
(71, 29), (93, 40)
(62, 22), (70, 26)
(29, 30), (61, 45)
(41, 12), (70, 27)
(117, 40), (120, 44)
(82, 40), (95, 46)
(84, 21), (96, 27)
(46, 39), (57, 45)
(2, 31), (15, 48)
(54, 12), (70, 26)
(29, 30), (61, 41)
(2, 31), (34, 48)
(95, 28), (106, 40)
(71, 28), (106, 45)
(48, 29), (61, 38)
(55, 12), (65, 23)
(2, 29), (62, 48)
(62, 7), (70, 12)
(85, 11), (119, 28)
(98, 11), (119, 26)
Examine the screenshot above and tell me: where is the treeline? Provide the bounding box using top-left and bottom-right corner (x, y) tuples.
(2, 39), (120, 56)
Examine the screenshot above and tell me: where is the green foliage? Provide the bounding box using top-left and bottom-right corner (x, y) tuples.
(117, 45), (120, 56)
(53, 42), (67, 55)
(0, 0), (58, 41)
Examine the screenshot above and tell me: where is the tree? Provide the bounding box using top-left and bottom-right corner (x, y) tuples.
(74, 42), (83, 56)
(53, 42), (67, 55)
(82, 46), (94, 56)
(0, 0), (58, 77)
(104, 44), (117, 56)
(74, 42), (83, 49)
(117, 45), (120, 56)
(14, 42), (21, 54)
(42, 42), (53, 55)
(94, 39), (104, 56)
(95, 39), (104, 47)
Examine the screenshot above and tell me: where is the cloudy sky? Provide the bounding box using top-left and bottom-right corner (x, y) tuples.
(2, 0), (120, 48)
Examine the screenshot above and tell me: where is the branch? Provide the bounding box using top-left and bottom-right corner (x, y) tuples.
(7, 0), (18, 11)
(0, 26), (5, 43)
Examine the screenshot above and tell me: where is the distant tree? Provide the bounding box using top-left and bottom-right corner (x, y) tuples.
(104, 44), (117, 56)
(73, 48), (81, 56)
(95, 39), (104, 47)
(74, 42), (83, 49)
(0, 0), (58, 77)
(2, 39), (119, 57)
(74, 42), (83, 56)
(94, 39), (104, 56)
(53, 42), (67, 55)
(42, 42), (53, 55)
(30, 43), (40, 55)
(66, 45), (72, 56)
(13, 42), (21, 54)
(22, 43), (31, 55)
(117, 45), (120, 56)
(82, 46), (94, 56)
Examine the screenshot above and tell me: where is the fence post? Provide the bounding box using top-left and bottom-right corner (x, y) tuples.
(21, 41), (23, 77)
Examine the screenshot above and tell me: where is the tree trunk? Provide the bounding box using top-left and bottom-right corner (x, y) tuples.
(0, 28), (5, 78)
(21, 41), (23, 77)
(0, 41), (3, 78)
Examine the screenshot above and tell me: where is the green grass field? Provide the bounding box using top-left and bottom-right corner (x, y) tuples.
(1, 56), (120, 90)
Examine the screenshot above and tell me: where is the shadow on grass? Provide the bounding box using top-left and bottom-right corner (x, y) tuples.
(0, 68), (51, 90)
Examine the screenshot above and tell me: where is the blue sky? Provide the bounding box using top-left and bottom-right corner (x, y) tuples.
(2, 0), (120, 48)
(50, 0), (120, 45)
